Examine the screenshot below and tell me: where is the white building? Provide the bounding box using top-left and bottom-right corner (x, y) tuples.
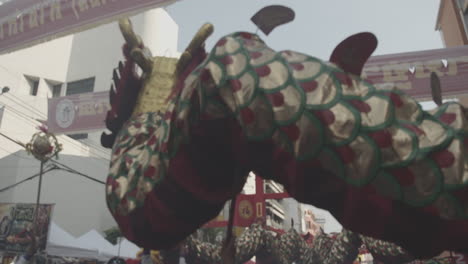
(238, 172), (303, 232)
(300, 204), (342, 234)
(0, 8), (179, 238)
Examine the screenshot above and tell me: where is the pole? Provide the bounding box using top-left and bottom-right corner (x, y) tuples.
(117, 237), (122, 257)
(33, 161), (45, 252)
(35, 161), (44, 221)
(221, 197), (237, 264)
(255, 175), (267, 223)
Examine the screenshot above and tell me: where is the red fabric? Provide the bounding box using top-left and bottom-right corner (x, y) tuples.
(259, 146), (468, 259)
(125, 259), (140, 264)
(112, 44), (468, 257)
(116, 112), (468, 257)
(233, 195), (257, 227)
(210, 136), (468, 259)
(170, 117), (247, 203)
(114, 177), (224, 250)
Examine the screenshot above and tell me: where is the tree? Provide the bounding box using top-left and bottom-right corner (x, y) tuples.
(104, 226), (122, 245)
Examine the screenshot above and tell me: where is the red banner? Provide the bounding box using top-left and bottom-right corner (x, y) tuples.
(0, 0), (177, 55)
(47, 91), (109, 134)
(233, 195), (258, 227)
(47, 46), (468, 134)
(363, 45), (468, 99)
(203, 195), (261, 229)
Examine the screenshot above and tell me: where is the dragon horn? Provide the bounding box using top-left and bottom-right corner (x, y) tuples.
(119, 18), (154, 73)
(175, 23), (214, 77)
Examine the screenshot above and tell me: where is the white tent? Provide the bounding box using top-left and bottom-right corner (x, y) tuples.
(419, 98), (459, 110)
(47, 222), (139, 260)
(112, 240), (140, 259)
(48, 222), (79, 248)
(75, 230), (118, 256)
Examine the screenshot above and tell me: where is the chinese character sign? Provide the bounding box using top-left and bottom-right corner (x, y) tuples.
(363, 45), (468, 99)
(0, 203), (54, 253)
(47, 91), (110, 134)
(0, 0), (178, 55)
(47, 45), (468, 134)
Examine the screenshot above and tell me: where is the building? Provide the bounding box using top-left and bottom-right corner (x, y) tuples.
(436, 0), (468, 47)
(263, 180), (286, 229)
(300, 204), (343, 235)
(0, 8), (179, 237)
(240, 172), (302, 231)
(223, 172), (302, 232)
(434, 0), (468, 106)
(302, 209), (323, 236)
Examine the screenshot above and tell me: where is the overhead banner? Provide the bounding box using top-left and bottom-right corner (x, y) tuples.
(363, 45), (468, 99)
(47, 45), (468, 134)
(0, 0), (178, 55)
(0, 203), (54, 253)
(47, 91), (109, 134)
(234, 194), (259, 227)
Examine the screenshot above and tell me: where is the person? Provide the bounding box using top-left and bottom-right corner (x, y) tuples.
(140, 249), (152, 264)
(107, 257), (126, 264)
(0, 215), (11, 236)
(11, 232), (37, 264)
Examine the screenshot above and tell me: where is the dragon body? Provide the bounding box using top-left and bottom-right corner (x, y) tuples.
(103, 20), (468, 259)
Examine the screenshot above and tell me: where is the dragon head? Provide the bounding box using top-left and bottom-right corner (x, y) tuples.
(101, 19), (213, 148)
(118, 18), (214, 115)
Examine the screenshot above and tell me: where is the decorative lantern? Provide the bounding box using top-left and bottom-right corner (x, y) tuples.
(25, 125), (62, 162)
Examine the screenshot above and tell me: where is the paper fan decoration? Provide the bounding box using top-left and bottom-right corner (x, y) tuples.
(251, 5), (295, 35)
(430, 72), (442, 106)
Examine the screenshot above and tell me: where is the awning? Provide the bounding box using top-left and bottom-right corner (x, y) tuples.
(0, 0), (178, 55)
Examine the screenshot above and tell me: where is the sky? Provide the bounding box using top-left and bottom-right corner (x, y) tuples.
(166, 0), (443, 61)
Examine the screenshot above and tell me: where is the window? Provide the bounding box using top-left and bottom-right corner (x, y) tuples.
(28, 78), (39, 96)
(66, 77), (95, 96)
(52, 83), (62, 97)
(65, 77), (95, 139)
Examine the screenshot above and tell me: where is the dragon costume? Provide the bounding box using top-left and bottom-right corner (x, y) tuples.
(181, 223), (452, 264)
(101, 18), (468, 259)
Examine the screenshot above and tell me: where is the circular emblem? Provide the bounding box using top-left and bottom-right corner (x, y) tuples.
(55, 99), (75, 128)
(238, 200), (253, 219)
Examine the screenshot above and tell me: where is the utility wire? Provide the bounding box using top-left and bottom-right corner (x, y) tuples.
(1, 104), (42, 123)
(3, 94), (46, 119)
(0, 95), (111, 158)
(0, 145), (34, 161)
(0, 64), (110, 158)
(0, 131), (107, 185)
(0, 131), (25, 147)
(0, 107), (111, 161)
(0, 164), (59, 193)
(50, 159), (106, 185)
(56, 167), (106, 185)
(0, 160), (107, 194)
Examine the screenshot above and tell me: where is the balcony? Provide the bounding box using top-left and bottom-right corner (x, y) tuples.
(266, 200), (285, 217)
(264, 180), (284, 193)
